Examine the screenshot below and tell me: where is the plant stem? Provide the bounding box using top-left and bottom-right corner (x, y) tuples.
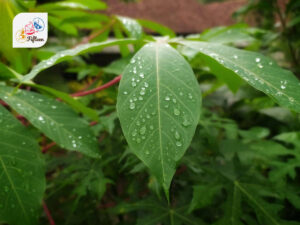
(42, 200), (56, 225)
(74, 18), (116, 48)
(71, 75), (121, 97)
(275, 0), (298, 68)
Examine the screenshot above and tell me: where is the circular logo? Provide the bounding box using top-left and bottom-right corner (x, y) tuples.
(33, 17), (45, 32)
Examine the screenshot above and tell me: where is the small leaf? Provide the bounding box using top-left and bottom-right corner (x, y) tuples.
(138, 19), (176, 38)
(117, 16), (143, 39)
(37, 0), (106, 11)
(0, 62), (22, 80)
(22, 39), (137, 82)
(117, 42), (201, 197)
(0, 86), (99, 158)
(189, 184), (222, 212)
(180, 40), (300, 113)
(0, 105), (45, 225)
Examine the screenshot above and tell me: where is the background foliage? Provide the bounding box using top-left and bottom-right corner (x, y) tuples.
(0, 0), (300, 225)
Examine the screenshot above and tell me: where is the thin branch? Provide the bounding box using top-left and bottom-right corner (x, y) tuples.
(42, 200), (56, 225)
(71, 75), (121, 97)
(0, 100), (8, 107)
(74, 18), (116, 48)
(42, 142), (56, 154)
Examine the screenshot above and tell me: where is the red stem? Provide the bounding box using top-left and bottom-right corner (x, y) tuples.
(43, 200), (56, 225)
(42, 142), (56, 154)
(71, 75), (121, 97)
(0, 100), (8, 107)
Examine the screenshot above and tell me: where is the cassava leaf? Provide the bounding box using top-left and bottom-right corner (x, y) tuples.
(117, 42), (201, 197)
(0, 62), (22, 80)
(22, 39), (137, 82)
(37, 0), (106, 11)
(30, 84), (99, 121)
(179, 41), (300, 113)
(0, 105), (45, 225)
(0, 86), (99, 158)
(117, 16), (143, 39)
(137, 19), (176, 38)
(215, 183), (242, 225)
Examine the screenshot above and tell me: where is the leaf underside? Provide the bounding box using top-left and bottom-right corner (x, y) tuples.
(117, 42), (201, 197)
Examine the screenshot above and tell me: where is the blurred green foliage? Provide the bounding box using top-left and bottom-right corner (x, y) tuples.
(0, 0), (300, 225)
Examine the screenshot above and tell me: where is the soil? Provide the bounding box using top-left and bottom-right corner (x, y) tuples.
(104, 0), (248, 34)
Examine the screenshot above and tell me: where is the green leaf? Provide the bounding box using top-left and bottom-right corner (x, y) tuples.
(235, 182), (282, 225)
(189, 184), (222, 212)
(113, 25), (131, 57)
(215, 183), (242, 225)
(138, 19), (176, 37)
(0, 0), (30, 73)
(0, 86), (100, 158)
(117, 16), (143, 39)
(0, 105), (45, 225)
(188, 24), (257, 45)
(30, 84), (99, 121)
(0, 62), (22, 80)
(179, 41), (300, 113)
(117, 42), (201, 197)
(37, 0), (106, 11)
(22, 39), (137, 82)
(103, 54), (133, 75)
(48, 16), (78, 36)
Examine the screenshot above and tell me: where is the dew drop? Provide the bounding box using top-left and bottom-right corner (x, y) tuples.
(280, 80), (287, 90)
(144, 82), (149, 87)
(255, 58), (261, 62)
(165, 96), (170, 101)
(174, 108), (180, 116)
(131, 81), (137, 87)
(145, 150), (150, 155)
(257, 63), (263, 68)
(129, 102), (135, 110)
(140, 126), (146, 135)
(139, 73), (144, 78)
(132, 129), (137, 136)
(140, 89), (145, 95)
(130, 58), (136, 64)
(289, 97), (295, 103)
(233, 55), (238, 59)
(123, 91), (128, 95)
(176, 141), (182, 147)
(174, 131), (180, 140)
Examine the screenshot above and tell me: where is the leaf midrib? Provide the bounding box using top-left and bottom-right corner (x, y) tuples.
(155, 44), (166, 184)
(0, 157), (29, 223)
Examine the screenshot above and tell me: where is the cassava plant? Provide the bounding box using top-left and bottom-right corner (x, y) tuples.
(1, 0), (300, 225)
